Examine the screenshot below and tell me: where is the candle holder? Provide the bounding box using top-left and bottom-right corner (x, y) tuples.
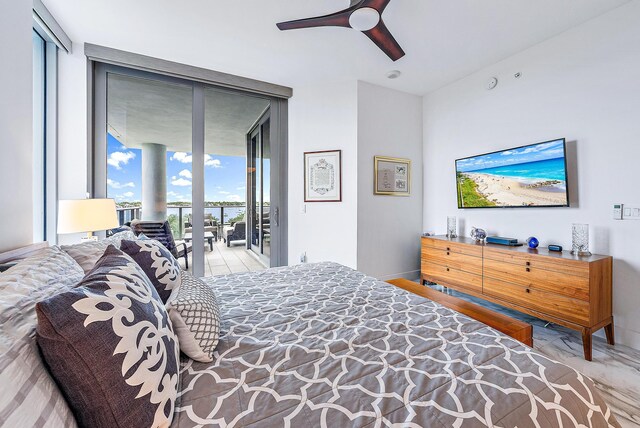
(571, 223), (592, 256)
(446, 216), (457, 239)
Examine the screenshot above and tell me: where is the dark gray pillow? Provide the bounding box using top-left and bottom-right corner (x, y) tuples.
(36, 245), (180, 428)
(120, 238), (181, 303)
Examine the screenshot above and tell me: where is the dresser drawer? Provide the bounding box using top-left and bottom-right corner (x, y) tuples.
(483, 277), (590, 326)
(421, 245), (482, 275)
(484, 248), (589, 279)
(422, 261), (483, 293)
(483, 258), (589, 301)
(422, 238), (483, 258)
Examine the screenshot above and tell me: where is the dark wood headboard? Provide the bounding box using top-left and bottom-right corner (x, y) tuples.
(0, 242), (48, 265)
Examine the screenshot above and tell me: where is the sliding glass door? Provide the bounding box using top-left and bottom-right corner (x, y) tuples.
(248, 113), (271, 264)
(93, 63), (287, 276)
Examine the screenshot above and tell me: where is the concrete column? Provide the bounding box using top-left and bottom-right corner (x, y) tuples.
(141, 143), (167, 221)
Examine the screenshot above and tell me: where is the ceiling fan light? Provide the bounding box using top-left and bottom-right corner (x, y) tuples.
(349, 7), (380, 32)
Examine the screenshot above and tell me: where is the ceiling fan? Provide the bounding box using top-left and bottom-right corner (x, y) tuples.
(276, 0), (405, 61)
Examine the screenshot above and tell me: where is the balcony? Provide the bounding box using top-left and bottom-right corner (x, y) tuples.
(116, 204), (267, 276)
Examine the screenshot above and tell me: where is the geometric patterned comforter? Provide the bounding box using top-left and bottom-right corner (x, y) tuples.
(172, 262), (619, 427)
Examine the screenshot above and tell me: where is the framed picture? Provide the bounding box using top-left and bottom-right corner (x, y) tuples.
(374, 156), (411, 196)
(304, 150), (342, 202)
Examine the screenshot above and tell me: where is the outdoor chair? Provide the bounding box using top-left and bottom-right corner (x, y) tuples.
(131, 220), (193, 269)
(225, 221), (246, 247)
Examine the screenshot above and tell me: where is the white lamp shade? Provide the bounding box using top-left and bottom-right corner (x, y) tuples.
(57, 199), (119, 234)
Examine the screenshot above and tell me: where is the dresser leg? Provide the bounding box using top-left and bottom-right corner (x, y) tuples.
(581, 328), (593, 361)
(604, 321), (615, 346)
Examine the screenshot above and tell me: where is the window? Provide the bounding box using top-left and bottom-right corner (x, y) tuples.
(32, 29), (47, 242)
(32, 0), (71, 243)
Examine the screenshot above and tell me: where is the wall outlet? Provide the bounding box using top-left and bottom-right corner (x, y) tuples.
(300, 252), (307, 263)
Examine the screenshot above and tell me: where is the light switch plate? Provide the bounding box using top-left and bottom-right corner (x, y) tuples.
(622, 204), (640, 220)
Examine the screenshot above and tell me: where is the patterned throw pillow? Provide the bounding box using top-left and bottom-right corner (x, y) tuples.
(120, 239), (181, 303)
(167, 271), (221, 362)
(36, 245), (180, 428)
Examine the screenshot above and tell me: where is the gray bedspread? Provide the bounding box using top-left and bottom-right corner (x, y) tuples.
(173, 262), (618, 427)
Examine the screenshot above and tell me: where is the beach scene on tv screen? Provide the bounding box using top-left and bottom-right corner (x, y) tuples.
(456, 139), (568, 207)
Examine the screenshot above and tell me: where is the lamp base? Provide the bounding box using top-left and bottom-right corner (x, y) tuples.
(571, 250), (592, 257)
(81, 232), (98, 242)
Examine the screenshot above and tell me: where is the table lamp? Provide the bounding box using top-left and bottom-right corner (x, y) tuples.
(58, 199), (119, 241)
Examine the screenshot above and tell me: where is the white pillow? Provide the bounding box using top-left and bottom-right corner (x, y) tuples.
(60, 230), (136, 273)
(167, 271), (221, 362)
(0, 246), (83, 427)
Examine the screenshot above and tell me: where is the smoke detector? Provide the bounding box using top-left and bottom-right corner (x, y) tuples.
(386, 70), (402, 79)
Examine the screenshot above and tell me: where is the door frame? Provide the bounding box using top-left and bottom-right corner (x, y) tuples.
(89, 54), (289, 272)
(246, 108), (272, 266)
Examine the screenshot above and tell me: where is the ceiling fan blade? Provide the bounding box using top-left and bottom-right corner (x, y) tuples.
(276, 9), (353, 31)
(363, 20), (405, 61)
(361, 0), (392, 13)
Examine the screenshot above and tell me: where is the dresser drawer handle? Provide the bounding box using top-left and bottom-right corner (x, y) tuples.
(526, 261), (531, 266)
(446, 267), (450, 272)
(446, 247), (450, 251)
(526, 267), (531, 272)
(526, 288), (531, 293)
(447, 252), (450, 256)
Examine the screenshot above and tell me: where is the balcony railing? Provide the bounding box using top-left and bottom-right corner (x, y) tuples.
(116, 205), (248, 238)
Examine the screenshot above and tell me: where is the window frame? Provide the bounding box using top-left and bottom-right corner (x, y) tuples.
(32, 23), (59, 244)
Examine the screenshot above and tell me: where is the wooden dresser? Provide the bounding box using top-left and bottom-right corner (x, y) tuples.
(421, 235), (614, 361)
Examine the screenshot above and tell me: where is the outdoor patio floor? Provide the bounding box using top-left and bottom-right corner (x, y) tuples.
(179, 239), (267, 277)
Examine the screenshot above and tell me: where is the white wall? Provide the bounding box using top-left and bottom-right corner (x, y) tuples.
(357, 82), (423, 279)
(423, 1), (640, 349)
(0, 1), (33, 252)
(56, 48), (89, 244)
(288, 81), (359, 268)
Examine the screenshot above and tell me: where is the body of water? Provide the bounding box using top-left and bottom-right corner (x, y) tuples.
(167, 206), (247, 224)
(468, 157), (567, 181)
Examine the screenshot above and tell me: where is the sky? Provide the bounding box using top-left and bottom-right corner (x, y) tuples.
(456, 139), (565, 172)
(106, 133), (249, 203)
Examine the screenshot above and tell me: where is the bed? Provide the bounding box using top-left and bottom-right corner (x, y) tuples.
(173, 262), (618, 427)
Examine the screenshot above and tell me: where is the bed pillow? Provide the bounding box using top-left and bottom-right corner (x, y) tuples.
(120, 238), (181, 303)
(36, 245), (180, 428)
(0, 246), (82, 427)
(167, 271), (221, 362)
(60, 230), (136, 273)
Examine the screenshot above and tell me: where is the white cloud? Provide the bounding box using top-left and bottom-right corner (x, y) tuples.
(167, 191), (189, 201)
(178, 169), (192, 179)
(120, 192), (135, 198)
(225, 194), (244, 202)
(205, 155), (222, 168)
(171, 177), (192, 187)
(171, 152), (192, 163)
(107, 179), (135, 189)
(237, 186), (246, 190)
(501, 151), (513, 156)
(219, 190), (231, 195)
(171, 152), (222, 168)
(107, 151), (136, 170)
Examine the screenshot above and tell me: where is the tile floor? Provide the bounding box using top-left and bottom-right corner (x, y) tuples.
(179, 239), (266, 277)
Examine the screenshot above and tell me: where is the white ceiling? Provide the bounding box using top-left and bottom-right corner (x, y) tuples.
(45, 0), (630, 95)
(107, 73), (269, 155)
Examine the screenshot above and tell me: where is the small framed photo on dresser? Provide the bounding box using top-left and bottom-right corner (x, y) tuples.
(304, 150), (342, 202)
(374, 156), (411, 196)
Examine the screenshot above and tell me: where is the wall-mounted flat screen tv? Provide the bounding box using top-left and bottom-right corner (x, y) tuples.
(456, 138), (569, 208)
